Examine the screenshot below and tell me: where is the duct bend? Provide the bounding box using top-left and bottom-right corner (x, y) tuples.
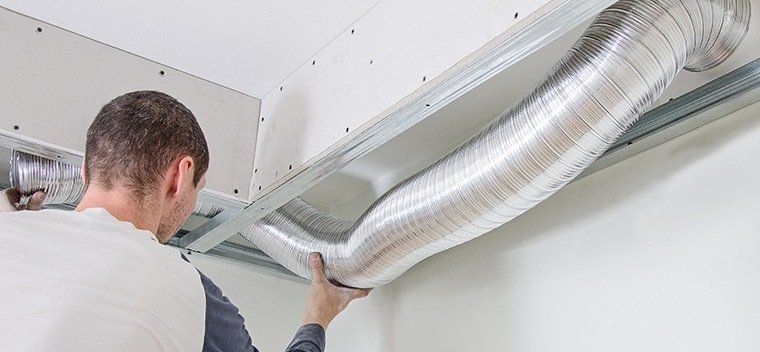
(244, 0), (751, 288)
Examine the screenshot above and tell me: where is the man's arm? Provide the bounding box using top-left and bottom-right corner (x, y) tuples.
(286, 252), (371, 352)
(284, 324), (325, 352)
(301, 252), (371, 329)
(194, 267), (259, 352)
(189, 252), (369, 352)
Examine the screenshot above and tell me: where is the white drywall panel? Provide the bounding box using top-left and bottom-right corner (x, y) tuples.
(252, 0), (578, 197)
(305, 0), (760, 217)
(0, 0), (380, 97)
(0, 8), (258, 199)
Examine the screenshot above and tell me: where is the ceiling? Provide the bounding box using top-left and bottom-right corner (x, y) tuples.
(0, 0), (379, 98)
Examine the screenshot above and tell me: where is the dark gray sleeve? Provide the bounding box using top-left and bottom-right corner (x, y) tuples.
(286, 324), (326, 352)
(183, 255), (327, 352)
(196, 267), (259, 352)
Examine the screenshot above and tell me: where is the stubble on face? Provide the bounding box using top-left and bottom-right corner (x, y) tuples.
(156, 190), (194, 244)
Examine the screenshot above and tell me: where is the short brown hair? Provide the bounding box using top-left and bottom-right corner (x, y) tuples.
(85, 91), (209, 197)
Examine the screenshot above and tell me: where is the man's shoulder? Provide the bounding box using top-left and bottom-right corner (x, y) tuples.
(0, 208), (202, 284)
(3, 208), (157, 245)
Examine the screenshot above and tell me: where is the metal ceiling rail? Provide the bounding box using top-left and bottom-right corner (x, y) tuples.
(579, 58), (760, 179)
(180, 0), (618, 252)
(169, 236), (299, 280)
(202, 242), (300, 280)
(0, 130), (83, 166)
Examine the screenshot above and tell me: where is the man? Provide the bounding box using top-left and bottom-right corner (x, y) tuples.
(0, 91), (369, 351)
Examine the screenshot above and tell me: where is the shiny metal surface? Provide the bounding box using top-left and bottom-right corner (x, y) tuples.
(10, 150), (84, 205)
(242, 0), (751, 288)
(579, 58), (760, 178)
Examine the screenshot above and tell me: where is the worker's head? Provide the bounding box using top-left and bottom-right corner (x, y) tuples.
(84, 91), (209, 242)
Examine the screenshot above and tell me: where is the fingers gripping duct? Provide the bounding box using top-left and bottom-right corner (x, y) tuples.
(10, 150), (84, 205)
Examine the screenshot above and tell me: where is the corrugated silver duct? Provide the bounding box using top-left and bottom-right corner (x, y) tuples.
(10, 150), (84, 205)
(9, 150), (224, 218)
(243, 0), (751, 288)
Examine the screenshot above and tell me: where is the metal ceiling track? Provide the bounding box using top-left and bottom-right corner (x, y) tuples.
(579, 58), (760, 179)
(169, 237), (299, 280)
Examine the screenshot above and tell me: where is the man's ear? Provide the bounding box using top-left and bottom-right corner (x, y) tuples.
(171, 156), (196, 197)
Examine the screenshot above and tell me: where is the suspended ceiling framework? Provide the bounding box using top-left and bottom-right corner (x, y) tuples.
(0, 1), (758, 280)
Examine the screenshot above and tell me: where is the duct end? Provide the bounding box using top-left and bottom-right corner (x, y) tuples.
(10, 150), (84, 205)
(685, 0), (752, 72)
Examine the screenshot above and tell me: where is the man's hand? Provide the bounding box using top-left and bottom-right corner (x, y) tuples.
(1, 189), (46, 212)
(302, 252), (371, 329)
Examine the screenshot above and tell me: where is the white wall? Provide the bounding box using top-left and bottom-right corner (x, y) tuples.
(196, 101), (760, 351)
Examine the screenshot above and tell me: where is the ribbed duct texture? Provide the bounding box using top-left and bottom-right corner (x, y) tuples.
(10, 150), (84, 205)
(243, 0), (751, 288)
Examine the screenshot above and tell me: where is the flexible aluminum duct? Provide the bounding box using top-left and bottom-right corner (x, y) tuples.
(243, 0), (751, 288)
(10, 150), (84, 205)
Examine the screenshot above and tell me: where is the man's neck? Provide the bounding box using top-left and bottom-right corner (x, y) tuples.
(75, 185), (160, 235)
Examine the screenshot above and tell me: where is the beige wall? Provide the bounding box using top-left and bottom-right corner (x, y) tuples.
(195, 101), (760, 351)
